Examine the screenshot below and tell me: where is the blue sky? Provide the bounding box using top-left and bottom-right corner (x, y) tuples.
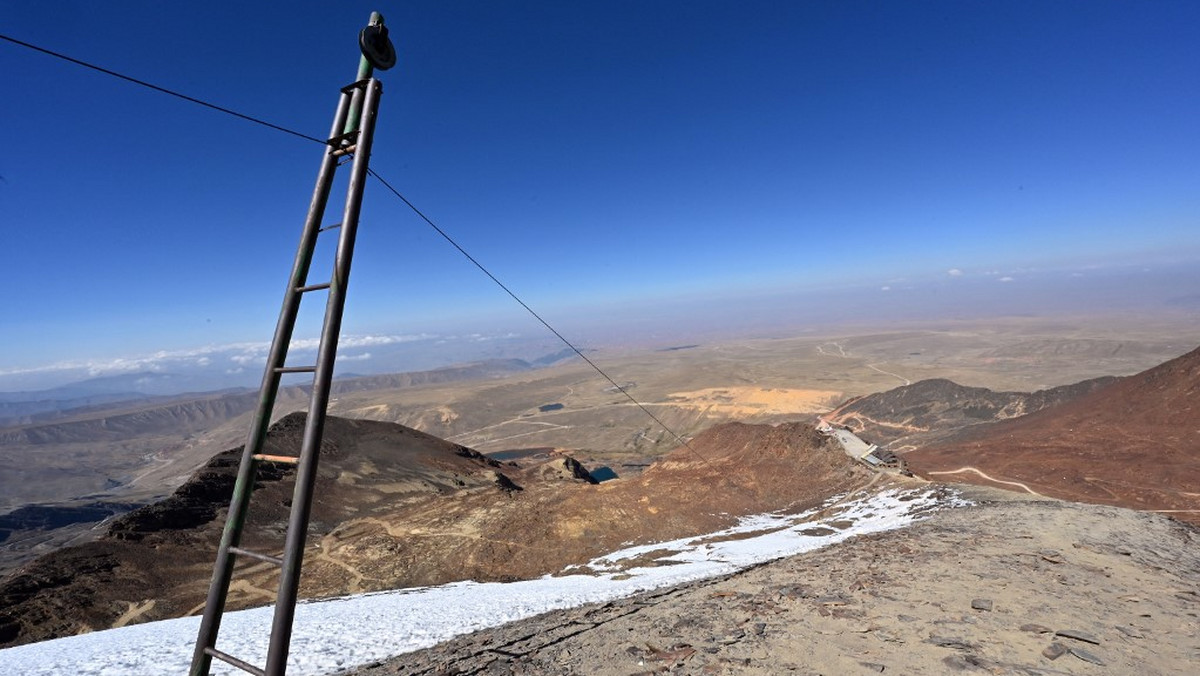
(1, 1), (1198, 391)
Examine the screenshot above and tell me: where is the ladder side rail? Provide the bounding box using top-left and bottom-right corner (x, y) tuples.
(263, 77), (383, 675)
(189, 83), (358, 676)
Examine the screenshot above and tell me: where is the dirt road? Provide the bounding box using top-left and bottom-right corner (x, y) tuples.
(925, 467), (1042, 496)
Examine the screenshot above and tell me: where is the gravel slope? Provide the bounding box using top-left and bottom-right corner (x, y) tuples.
(350, 485), (1200, 675)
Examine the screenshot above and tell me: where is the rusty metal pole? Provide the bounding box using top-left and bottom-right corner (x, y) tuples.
(189, 11), (395, 676)
(189, 79), (353, 676)
(263, 75), (383, 676)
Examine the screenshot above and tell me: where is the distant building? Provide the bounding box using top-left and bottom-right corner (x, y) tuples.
(861, 447), (905, 471)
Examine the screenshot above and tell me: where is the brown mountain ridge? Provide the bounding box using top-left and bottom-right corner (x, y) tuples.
(906, 345), (1200, 521)
(826, 376), (1117, 449)
(831, 345), (1200, 524)
(0, 413), (869, 648)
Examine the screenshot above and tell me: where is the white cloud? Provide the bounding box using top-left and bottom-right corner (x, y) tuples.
(998, 276), (1015, 282)
(339, 352), (372, 361)
(0, 334), (435, 381)
(947, 268), (964, 277)
(229, 353), (264, 367)
(286, 333), (437, 352)
(341, 334), (435, 348)
(471, 332), (519, 342)
(880, 285), (891, 291)
(0, 344), (237, 379)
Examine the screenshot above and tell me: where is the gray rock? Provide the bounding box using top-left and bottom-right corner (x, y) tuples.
(927, 635), (978, 651)
(1020, 623), (1053, 634)
(1042, 642), (1069, 660)
(1055, 629), (1100, 645)
(1040, 550), (1064, 564)
(941, 655), (974, 671)
(1070, 646), (1106, 665)
(873, 629), (903, 644)
(719, 628), (745, 645)
(971, 598), (993, 611)
(1115, 625), (1144, 638)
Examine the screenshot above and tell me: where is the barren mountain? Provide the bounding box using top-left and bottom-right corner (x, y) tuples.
(0, 360), (531, 449)
(828, 345), (1200, 524)
(905, 345), (1200, 522)
(0, 414), (869, 648)
(0, 359), (540, 572)
(0, 413), (516, 647)
(825, 376), (1116, 449)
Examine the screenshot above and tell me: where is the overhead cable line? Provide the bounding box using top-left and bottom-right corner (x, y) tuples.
(0, 31), (713, 465)
(0, 33), (326, 146)
(365, 168), (704, 457)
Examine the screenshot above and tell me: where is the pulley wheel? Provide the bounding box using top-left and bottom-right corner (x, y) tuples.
(359, 24), (397, 70)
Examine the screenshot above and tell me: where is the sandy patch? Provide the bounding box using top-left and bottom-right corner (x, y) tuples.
(666, 387), (842, 417)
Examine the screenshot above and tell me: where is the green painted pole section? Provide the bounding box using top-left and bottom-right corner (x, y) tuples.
(344, 11), (384, 134)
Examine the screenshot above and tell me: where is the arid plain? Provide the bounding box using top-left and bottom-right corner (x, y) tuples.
(324, 313), (1198, 468)
(1, 311), (1197, 575)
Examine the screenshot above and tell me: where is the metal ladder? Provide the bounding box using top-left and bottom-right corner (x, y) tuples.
(190, 12), (395, 676)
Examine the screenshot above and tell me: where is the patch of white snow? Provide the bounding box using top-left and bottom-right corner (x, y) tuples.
(0, 487), (963, 675)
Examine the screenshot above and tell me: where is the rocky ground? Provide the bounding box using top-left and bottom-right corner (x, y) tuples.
(347, 485), (1200, 675)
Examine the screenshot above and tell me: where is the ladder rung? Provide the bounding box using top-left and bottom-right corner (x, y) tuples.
(274, 365), (317, 374)
(331, 144), (357, 157)
(204, 647), (266, 676)
(252, 453), (300, 465)
(318, 223), (342, 232)
(228, 546), (284, 566)
(296, 282), (331, 293)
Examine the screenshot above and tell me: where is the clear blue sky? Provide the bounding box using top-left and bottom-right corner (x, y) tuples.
(2, 1), (1198, 391)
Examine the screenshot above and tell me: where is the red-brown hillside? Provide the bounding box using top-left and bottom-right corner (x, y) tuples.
(907, 346), (1200, 523)
(0, 416), (868, 648)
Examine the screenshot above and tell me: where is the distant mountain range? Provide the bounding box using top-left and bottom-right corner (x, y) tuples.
(0, 350), (581, 428)
(0, 372), (224, 424)
(0, 355), (579, 568)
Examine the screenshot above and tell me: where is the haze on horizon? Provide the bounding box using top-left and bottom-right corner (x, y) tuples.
(2, 2), (1198, 394)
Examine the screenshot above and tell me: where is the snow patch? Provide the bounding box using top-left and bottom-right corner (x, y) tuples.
(0, 487), (964, 675)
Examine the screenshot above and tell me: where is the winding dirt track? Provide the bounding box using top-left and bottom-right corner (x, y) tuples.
(923, 467), (1041, 496)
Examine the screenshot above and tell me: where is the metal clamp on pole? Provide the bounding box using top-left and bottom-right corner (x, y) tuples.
(344, 11), (395, 136)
